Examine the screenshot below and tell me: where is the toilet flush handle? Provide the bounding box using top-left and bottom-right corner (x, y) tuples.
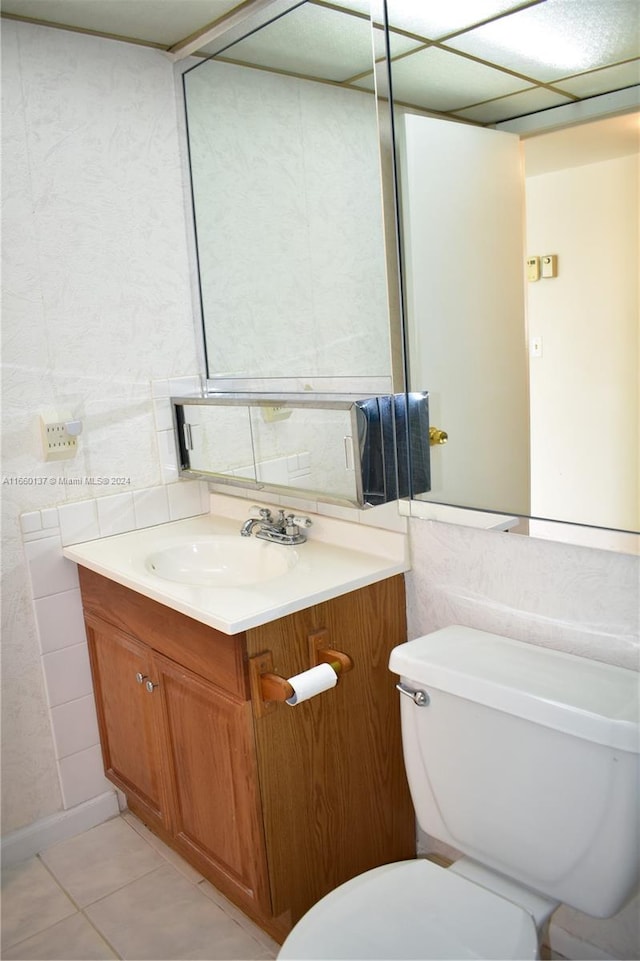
(396, 682), (430, 707)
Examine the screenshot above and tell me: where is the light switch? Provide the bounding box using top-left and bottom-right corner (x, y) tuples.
(541, 254), (558, 278)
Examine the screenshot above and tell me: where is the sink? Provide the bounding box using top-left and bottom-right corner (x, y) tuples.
(145, 536), (299, 588)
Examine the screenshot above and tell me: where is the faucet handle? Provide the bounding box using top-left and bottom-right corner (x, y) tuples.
(287, 514), (312, 529)
(248, 505), (272, 521)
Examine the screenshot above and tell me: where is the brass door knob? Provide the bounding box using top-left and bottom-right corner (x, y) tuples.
(429, 427), (448, 446)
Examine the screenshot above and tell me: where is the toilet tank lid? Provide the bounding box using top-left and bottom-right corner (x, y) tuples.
(389, 627), (639, 753)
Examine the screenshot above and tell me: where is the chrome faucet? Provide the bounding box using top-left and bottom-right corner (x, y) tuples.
(240, 506), (312, 545)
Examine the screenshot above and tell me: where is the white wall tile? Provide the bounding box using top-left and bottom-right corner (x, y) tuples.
(24, 534), (79, 598)
(34, 588), (87, 654)
(20, 511), (42, 534)
(168, 375), (201, 396)
(58, 745), (112, 809)
(167, 480), (206, 520)
(153, 396), (174, 431)
(41, 507), (60, 529)
(42, 643), (93, 708)
(58, 500), (100, 547)
(2, 19), (201, 836)
(96, 492), (135, 537)
(157, 429), (179, 484)
(359, 501), (408, 533)
(151, 378), (170, 398)
(50, 694), (100, 760)
(133, 486), (170, 529)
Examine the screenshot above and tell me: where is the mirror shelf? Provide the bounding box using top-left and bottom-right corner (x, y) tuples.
(171, 392), (430, 509)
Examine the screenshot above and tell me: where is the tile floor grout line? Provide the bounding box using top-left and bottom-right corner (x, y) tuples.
(77, 906), (124, 960)
(5, 816), (278, 960)
(35, 853), (126, 959)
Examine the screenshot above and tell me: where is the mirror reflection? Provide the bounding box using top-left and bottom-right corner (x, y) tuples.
(182, 0), (394, 386)
(384, 0), (639, 533)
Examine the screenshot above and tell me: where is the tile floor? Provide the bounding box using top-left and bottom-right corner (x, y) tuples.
(1, 812), (280, 960)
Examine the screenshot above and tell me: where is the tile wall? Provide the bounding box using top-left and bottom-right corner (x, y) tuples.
(20, 479), (208, 811)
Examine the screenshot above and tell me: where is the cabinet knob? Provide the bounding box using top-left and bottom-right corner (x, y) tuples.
(135, 672), (148, 685)
(145, 679), (158, 693)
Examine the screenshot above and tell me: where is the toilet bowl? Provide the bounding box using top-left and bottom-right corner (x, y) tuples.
(277, 626), (639, 961)
(278, 858), (540, 960)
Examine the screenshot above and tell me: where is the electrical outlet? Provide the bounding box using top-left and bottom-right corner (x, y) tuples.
(40, 418), (77, 460)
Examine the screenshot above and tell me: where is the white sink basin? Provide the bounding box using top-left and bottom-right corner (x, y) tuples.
(146, 536), (299, 587)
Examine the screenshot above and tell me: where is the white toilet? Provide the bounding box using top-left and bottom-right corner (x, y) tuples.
(279, 626), (639, 960)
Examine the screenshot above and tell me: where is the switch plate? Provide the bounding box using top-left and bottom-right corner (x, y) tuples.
(530, 336), (543, 358)
(541, 254), (558, 278)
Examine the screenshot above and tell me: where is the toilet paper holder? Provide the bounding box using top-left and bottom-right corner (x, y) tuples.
(250, 629), (353, 716)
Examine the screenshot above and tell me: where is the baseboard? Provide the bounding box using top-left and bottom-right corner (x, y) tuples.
(1, 790), (120, 866)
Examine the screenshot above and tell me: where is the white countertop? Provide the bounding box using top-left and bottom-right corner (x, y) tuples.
(63, 509), (409, 634)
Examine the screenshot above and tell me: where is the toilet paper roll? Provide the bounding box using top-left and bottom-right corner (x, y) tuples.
(285, 663), (338, 705)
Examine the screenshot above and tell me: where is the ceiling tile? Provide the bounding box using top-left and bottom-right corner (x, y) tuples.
(198, 3), (374, 81)
(446, 0), (640, 83)
(454, 87), (573, 124)
(0, 0), (241, 46)
(557, 60), (640, 99)
(380, 46), (530, 112)
(384, 0), (529, 41)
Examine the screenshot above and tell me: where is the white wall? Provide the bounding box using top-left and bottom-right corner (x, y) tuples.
(405, 517), (639, 959)
(1, 20), (199, 834)
(526, 154), (639, 531)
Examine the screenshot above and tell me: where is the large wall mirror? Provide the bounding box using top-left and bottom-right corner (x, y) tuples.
(180, 0), (638, 549)
(383, 0), (639, 542)
(182, 0), (402, 393)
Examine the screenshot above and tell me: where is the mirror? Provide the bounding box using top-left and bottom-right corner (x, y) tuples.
(383, 0), (639, 537)
(182, 0), (401, 391)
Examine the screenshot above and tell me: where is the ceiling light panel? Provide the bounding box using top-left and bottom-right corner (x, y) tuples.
(384, 0), (534, 41)
(1, 0), (241, 45)
(446, 0), (640, 83)
(198, 3), (374, 81)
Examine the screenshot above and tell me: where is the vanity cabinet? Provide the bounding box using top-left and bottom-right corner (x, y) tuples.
(79, 567), (415, 940)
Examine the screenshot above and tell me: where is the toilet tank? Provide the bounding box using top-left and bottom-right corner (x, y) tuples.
(389, 627), (640, 918)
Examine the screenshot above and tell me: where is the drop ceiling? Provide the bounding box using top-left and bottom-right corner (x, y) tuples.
(2, 0), (639, 125)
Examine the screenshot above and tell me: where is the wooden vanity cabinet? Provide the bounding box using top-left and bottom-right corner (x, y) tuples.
(79, 567), (415, 940)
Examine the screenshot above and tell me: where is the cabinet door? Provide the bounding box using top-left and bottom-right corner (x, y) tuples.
(85, 615), (170, 830)
(155, 653), (271, 916)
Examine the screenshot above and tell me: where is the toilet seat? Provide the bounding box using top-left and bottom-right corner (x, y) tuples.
(278, 859), (539, 960)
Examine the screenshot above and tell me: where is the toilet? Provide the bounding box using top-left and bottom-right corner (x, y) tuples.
(278, 626), (639, 960)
